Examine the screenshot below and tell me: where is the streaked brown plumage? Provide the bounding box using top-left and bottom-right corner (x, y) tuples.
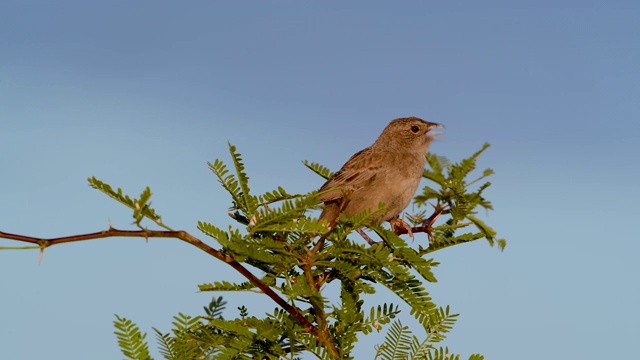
(318, 117), (443, 228)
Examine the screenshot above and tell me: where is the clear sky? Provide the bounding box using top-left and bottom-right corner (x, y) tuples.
(1, 1), (639, 359)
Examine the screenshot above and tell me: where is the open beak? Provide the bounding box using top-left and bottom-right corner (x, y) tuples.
(427, 122), (444, 130)
(426, 122), (444, 138)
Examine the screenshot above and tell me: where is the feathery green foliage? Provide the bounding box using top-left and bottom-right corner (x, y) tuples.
(414, 143), (506, 250)
(88, 177), (171, 230)
(114, 315), (153, 360)
(153, 313), (207, 360)
(362, 303), (402, 335)
(302, 160), (334, 180)
(98, 143), (503, 359)
(374, 321), (412, 360)
(374, 318), (482, 360)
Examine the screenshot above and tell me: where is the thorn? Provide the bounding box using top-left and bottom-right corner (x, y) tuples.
(406, 213), (424, 223)
(425, 228), (435, 243)
(38, 247), (44, 265)
(421, 202), (446, 228)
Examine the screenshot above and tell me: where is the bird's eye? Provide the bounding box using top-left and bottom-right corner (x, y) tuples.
(410, 126), (420, 133)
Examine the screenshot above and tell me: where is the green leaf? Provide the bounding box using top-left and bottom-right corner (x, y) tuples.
(362, 303), (401, 335)
(468, 354), (485, 360)
(88, 177), (170, 230)
(257, 186), (299, 207)
(198, 280), (259, 292)
(248, 194), (327, 235)
(374, 320), (412, 360)
(208, 158), (244, 211)
(302, 160), (334, 180)
(113, 315), (153, 360)
(229, 142), (258, 215)
(467, 215), (505, 250)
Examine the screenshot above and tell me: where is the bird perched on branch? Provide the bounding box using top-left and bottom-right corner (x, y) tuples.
(318, 117), (443, 235)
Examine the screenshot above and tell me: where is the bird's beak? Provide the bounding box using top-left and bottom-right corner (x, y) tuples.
(426, 122), (444, 138)
(428, 122), (444, 130)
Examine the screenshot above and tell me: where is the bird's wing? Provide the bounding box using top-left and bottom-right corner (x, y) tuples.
(318, 147), (384, 202)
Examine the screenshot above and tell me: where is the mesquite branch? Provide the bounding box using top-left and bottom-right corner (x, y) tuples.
(0, 227), (319, 338)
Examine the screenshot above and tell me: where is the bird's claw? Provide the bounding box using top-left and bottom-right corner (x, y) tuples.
(390, 217), (414, 240)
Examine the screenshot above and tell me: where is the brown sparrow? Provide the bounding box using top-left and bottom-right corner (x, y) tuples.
(318, 117), (443, 234)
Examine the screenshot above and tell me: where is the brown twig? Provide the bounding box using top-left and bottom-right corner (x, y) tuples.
(0, 227), (318, 336)
(356, 228), (377, 245)
(301, 248), (341, 358)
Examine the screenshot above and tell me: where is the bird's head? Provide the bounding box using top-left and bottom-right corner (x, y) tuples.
(376, 117), (444, 153)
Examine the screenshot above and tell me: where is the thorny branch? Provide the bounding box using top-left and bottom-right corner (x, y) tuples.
(0, 227), (319, 338)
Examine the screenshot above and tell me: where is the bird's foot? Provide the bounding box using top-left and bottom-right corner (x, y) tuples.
(390, 217), (414, 240)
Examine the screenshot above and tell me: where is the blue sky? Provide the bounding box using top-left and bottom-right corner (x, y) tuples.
(1, 1), (639, 359)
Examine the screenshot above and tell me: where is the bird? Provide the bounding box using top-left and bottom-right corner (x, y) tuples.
(318, 117), (443, 235)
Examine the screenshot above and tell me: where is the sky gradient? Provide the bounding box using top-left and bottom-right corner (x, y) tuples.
(1, 1), (639, 359)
